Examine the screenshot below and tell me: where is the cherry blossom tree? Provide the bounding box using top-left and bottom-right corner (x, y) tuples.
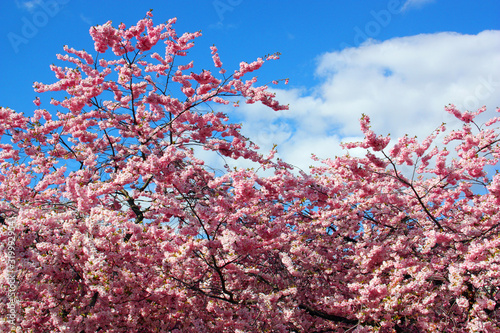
(1, 11), (499, 332)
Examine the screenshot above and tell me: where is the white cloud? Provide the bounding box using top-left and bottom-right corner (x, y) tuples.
(231, 30), (500, 172)
(401, 0), (436, 12)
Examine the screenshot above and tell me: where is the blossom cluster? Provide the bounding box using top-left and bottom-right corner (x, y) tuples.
(0, 12), (499, 333)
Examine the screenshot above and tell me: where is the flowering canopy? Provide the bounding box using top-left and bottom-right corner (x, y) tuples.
(1, 12), (499, 332)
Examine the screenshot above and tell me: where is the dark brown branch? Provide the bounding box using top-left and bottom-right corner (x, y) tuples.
(298, 304), (358, 325)
(382, 152), (444, 231)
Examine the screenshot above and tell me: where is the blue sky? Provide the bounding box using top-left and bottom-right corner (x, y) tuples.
(1, 0), (499, 170)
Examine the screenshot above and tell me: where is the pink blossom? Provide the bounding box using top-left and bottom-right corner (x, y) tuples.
(1, 13), (499, 333)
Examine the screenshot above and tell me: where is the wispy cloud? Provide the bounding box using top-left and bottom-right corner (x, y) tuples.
(80, 13), (94, 26)
(208, 21), (238, 30)
(401, 0), (436, 12)
(15, 0), (42, 12)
